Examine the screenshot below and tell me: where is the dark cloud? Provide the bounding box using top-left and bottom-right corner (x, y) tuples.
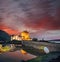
(0, 0), (60, 31)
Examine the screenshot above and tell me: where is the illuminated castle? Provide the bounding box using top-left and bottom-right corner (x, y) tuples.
(11, 35), (22, 41)
(21, 31), (31, 40)
(11, 31), (31, 41)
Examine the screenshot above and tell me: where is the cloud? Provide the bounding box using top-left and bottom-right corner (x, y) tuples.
(30, 30), (60, 40)
(0, 0), (60, 32)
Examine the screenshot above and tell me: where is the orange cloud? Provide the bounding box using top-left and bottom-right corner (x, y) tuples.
(0, 25), (20, 35)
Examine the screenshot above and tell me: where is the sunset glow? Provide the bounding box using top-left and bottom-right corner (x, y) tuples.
(0, 0), (60, 40)
(0, 25), (20, 35)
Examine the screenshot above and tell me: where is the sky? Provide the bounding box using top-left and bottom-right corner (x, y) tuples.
(0, 0), (60, 39)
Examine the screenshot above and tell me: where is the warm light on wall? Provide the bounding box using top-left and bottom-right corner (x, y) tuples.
(11, 35), (22, 41)
(21, 31), (31, 40)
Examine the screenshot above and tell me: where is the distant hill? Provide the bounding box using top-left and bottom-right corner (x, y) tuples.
(50, 39), (60, 41)
(0, 30), (11, 41)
